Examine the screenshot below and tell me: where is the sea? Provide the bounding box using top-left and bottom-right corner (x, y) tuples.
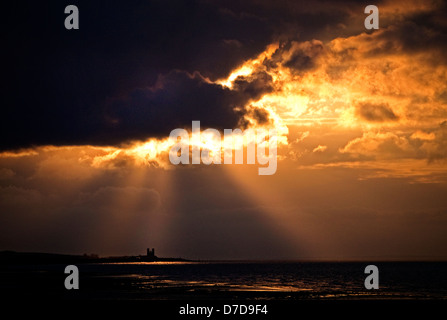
(2, 261), (446, 316)
(69, 261), (447, 300)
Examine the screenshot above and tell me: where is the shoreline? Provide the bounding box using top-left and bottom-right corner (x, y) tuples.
(0, 250), (191, 265)
(2, 250), (446, 265)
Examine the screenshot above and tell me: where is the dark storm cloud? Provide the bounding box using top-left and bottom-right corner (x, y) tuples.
(96, 69), (274, 144)
(249, 107), (271, 125)
(356, 101), (399, 122)
(4, 0), (445, 151)
(279, 40), (325, 74)
(211, 0), (367, 41)
(422, 121), (447, 162)
(3, 0), (363, 151)
(232, 71), (274, 101)
(364, 20), (447, 63)
(358, 1), (447, 63)
(103, 70), (259, 140)
(2, 0), (273, 151)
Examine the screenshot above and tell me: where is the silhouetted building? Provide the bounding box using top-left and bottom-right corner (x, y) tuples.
(147, 248), (155, 258)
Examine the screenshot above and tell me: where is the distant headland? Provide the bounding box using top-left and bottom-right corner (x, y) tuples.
(0, 248), (190, 265)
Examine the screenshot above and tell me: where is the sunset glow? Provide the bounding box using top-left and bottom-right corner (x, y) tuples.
(2, 0), (446, 261)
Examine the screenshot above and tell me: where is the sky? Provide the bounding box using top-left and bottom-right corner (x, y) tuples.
(1, 0), (447, 260)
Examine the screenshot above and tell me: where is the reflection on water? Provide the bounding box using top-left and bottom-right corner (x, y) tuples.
(76, 261), (447, 300)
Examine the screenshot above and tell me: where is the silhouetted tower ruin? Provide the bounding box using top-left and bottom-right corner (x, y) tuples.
(147, 248), (155, 258)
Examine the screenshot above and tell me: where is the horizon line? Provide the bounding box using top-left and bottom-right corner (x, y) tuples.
(1, 250), (446, 263)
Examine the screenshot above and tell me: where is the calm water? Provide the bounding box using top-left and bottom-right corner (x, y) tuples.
(62, 261), (447, 300)
(2, 261), (446, 301)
